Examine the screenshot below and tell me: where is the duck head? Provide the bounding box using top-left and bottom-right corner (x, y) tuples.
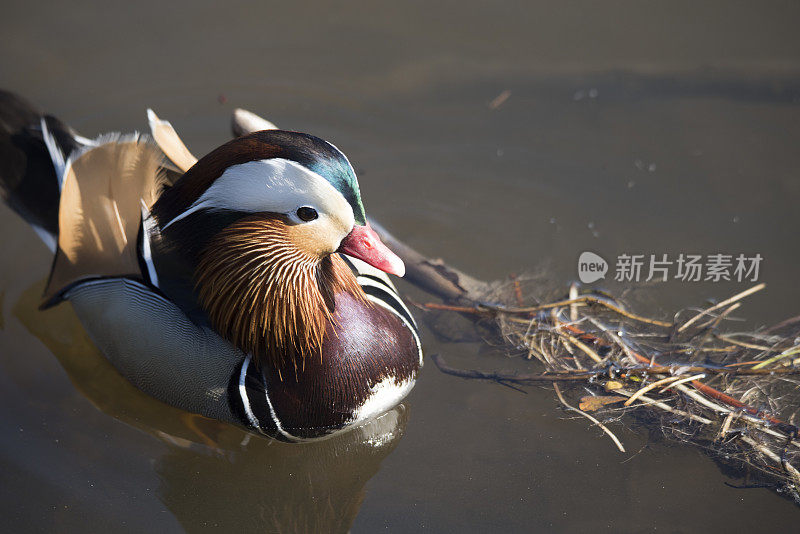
(149, 130), (403, 374)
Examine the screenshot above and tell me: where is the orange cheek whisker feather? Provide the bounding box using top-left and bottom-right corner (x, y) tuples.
(195, 216), (366, 378)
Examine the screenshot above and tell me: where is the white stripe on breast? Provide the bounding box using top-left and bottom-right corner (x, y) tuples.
(345, 254), (417, 326)
(357, 276), (418, 329)
(345, 254), (423, 365)
(241, 355), (309, 442)
(365, 295), (424, 366)
(262, 375), (305, 442)
(238, 357), (261, 430)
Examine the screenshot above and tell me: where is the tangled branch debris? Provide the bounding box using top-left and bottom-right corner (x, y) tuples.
(372, 221), (800, 504)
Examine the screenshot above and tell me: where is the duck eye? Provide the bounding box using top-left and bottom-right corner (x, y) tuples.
(296, 206), (318, 222)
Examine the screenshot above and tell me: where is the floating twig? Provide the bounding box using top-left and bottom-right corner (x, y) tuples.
(553, 383), (626, 453)
(678, 283), (766, 332)
(624, 376), (686, 406)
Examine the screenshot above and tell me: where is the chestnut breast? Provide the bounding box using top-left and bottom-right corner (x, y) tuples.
(262, 290), (420, 439)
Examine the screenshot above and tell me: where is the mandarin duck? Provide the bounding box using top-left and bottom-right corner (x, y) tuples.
(0, 90), (422, 441)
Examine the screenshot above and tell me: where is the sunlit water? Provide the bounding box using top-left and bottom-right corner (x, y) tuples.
(2, 1), (799, 531)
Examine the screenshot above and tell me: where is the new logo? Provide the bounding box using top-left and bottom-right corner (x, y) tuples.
(578, 251), (608, 283)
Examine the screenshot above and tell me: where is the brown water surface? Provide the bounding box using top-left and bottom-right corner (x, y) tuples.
(1, 1), (800, 531)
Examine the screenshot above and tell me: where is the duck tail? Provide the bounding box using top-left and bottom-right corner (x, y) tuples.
(0, 90), (90, 252)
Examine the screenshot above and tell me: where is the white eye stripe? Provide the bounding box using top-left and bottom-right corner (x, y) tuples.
(162, 158), (354, 230)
